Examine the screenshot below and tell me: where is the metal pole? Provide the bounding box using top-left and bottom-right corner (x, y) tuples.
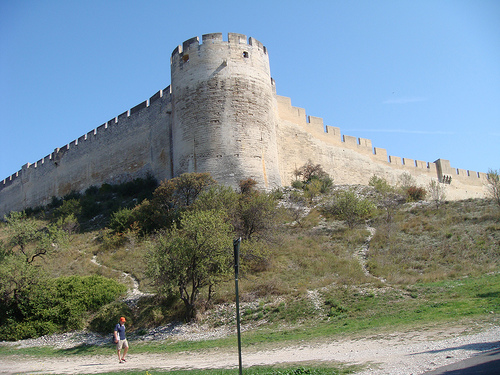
(233, 237), (243, 375)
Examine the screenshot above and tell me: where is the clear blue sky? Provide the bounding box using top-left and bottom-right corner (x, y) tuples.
(1, 0), (499, 182)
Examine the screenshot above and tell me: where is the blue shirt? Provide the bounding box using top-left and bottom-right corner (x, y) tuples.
(115, 323), (126, 340)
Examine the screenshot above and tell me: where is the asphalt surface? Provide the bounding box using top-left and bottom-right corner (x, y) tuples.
(423, 348), (500, 374)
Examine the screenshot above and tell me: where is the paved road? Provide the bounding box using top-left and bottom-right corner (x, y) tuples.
(423, 348), (500, 374)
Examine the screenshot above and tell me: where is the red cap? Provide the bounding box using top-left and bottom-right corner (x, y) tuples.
(119, 317), (126, 322)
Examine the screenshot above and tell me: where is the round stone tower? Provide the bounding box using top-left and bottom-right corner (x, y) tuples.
(170, 33), (281, 189)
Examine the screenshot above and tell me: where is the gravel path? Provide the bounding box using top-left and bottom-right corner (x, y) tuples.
(1, 323), (499, 374)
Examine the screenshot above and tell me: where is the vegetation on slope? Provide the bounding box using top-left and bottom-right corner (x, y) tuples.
(0, 168), (499, 344)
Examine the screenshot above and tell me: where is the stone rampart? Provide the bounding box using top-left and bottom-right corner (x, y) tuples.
(0, 33), (490, 217)
(0, 88), (172, 215)
(275, 95), (488, 200)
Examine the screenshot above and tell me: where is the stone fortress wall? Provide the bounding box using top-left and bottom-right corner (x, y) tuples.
(0, 89), (173, 216)
(274, 95), (488, 201)
(0, 33), (489, 217)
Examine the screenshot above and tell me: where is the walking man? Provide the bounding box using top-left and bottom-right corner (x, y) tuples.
(114, 317), (129, 363)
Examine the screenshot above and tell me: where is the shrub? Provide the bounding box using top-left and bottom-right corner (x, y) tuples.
(427, 179), (447, 208)
(34, 275), (127, 331)
(49, 196), (63, 209)
(294, 160), (328, 182)
(239, 178), (258, 194)
(55, 213), (80, 234)
(486, 169), (500, 208)
(369, 175), (393, 194)
(398, 172), (416, 190)
(316, 176), (333, 193)
(405, 186), (427, 202)
(0, 275), (126, 340)
(53, 275), (126, 311)
(53, 198), (82, 218)
(109, 207), (136, 234)
(99, 228), (129, 249)
(270, 187), (284, 200)
(291, 162), (333, 198)
(85, 185), (99, 196)
(321, 190), (376, 228)
(0, 320), (58, 341)
(292, 180), (305, 189)
(117, 175), (158, 198)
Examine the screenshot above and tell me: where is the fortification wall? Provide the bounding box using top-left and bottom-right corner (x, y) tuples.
(275, 95), (488, 200)
(0, 33), (490, 218)
(0, 89), (172, 216)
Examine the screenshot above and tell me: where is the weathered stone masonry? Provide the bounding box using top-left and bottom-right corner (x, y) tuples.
(0, 33), (489, 217)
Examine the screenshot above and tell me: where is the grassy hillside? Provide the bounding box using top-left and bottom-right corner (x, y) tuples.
(0, 177), (499, 345)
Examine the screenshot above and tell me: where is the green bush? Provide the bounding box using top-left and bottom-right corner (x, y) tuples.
(52, 275), (126, 313)
(84, 185), (99, 196)
(53, 198), (82, 218)
(321, 190), (376, 228)
(0, 320), (58, 341)
(109, 207), (136, 233)
(0, 275), (127, 341)
(49, 196), (63, 209)
(55, 213), (80, 233)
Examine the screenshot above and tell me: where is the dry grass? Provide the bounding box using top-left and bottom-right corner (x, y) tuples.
(367, 198), (500, 284)
(2, 192), (499, 334)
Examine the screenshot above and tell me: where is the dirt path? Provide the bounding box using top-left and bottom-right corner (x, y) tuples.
(1, 325), (499, 375)
(91, 254), (152, 308)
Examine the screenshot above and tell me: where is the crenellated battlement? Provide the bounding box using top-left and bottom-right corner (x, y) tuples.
(0, 87), (172, 194)
(170, 33), (267, 59)
(276, 94), (485, 182)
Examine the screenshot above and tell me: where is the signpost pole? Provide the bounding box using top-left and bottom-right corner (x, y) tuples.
(233, 237), (243, 375)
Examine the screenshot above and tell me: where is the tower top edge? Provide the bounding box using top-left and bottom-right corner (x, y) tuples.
(171, 33), (267, 57)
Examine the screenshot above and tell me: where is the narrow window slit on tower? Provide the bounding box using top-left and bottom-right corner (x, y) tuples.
(182, 54), (190, 62)
(243, 51), (249, 58)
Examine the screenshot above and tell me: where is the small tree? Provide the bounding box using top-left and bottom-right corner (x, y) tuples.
(427, 179), (446, 209)
(133, 172), (217, 234)
(1, 213), (66, 338)
(0, 249), (45, 326)
(321, 190), (376, 228)
(5, 212), (65, 264)
(486, 169), (500, 208)
(292, 161), (333, 199)
(294, 160), (328, 182)
(147, 210), (233, 321)
(236, 191), (280, 241)
(154, 172), (216, 209)
(368, 175), (404, 224)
